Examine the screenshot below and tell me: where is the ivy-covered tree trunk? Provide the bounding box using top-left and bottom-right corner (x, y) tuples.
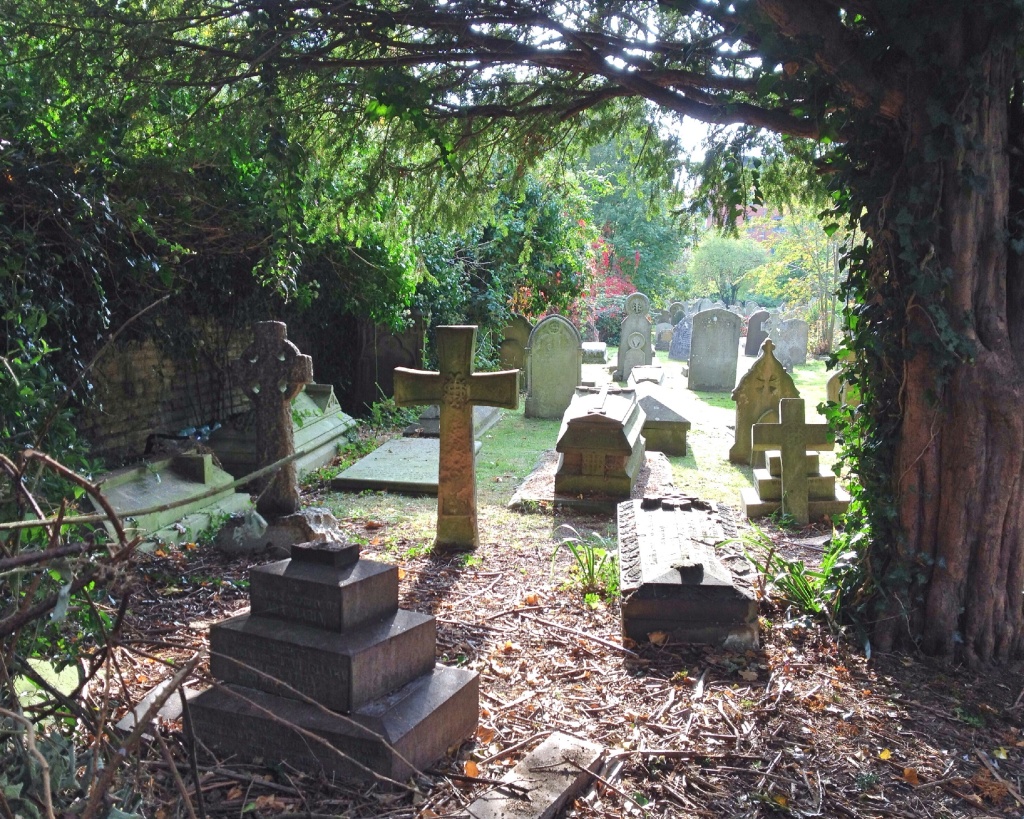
(855, 30), (1024, 665)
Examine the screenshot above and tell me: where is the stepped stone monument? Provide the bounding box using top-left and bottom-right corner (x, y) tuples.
(615, 293), (654, 382)
(394, 326), (518, 550)
(191, 541), (478, 781)
(525, 315), (582, 419)
(234, 321), (313, 517)
(729, 339), (800, 466)
(741, 398), (850, 525)
(618, 497), (756, 647)
(744, 309), (771, 357)
(555, 385), (646, 499)
(688, 308), (742, 391)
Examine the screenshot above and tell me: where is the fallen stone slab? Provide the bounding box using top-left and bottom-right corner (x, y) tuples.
(330, 437), (482, 495)
(466, 732), (605, 819)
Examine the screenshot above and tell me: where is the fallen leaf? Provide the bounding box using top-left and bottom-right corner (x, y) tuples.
(502, 640), (516, 653)
(154, 548), (167, 558)
(739, 669), (758, 681)
(465, 760), (480, 777)
(773, 794), (788, 807)
(476, 726), (496, 743)
(879, 748), (892, 760)
(648, 631), (670, 646)
(419, 810), (440, 819)
(903, 767), (919, 785)
(397, 568), (406, 580)
(364, 520), (384, 530)
(226, 786), (243, 801)
(524, 592), (540, 606)
(992, 747), (1009, 760)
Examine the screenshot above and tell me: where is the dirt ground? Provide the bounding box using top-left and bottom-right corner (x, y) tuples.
(119, 486), (1024, 818)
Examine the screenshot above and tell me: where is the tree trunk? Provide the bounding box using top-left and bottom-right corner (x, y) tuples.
(867, 40), (1024, 665)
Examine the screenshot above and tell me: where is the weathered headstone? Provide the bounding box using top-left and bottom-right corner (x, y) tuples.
(525, 315), (583, 419)
(653, 322), (675, 351)
(771, 318), (809, 369)
(729, 339), (800, 466)
(616, 292), (654, 382)
(618, 497), (756, 647)
(744, 309), (771, 357)
(192, 541), (478, 781)
(234, 321), (313, 517)
(745, 398), (840, 525)
(669, 301), (686, 324)
(743, 300), (761, 316)
(498, 315), (534, 373)
(668, 315), (692, 362)
(394, 326), (519, 549)
(555, 385), (646, 499)
(687, 308), (742, 392)
(633, 382), (691, 456)
(696, 297), (714, 313)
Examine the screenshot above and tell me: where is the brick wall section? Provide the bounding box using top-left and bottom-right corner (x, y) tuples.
(81, 326), (250, 465)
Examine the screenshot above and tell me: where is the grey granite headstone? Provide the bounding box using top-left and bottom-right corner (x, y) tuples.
(192, 540), (478, 781)
(771, 318), (809, 369)
(525, 315), (583, 419)
(744, 309), (771, 357)
(688, 308), (742, 392)
(617, 497), (756, 647)
(668, 316), (692, 362)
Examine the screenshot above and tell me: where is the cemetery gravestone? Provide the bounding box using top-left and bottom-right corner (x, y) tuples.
(394, 326), (519, 550)
(581, 341), (607, 364)
(234, 321), (313, 517)
(498, 314), (533, 373)
(729, 339), (799, 465)
(192, 541), (478, 781)
(744, 309), (771, 357)
(688, 309), (742, 392)
(771, 318), (810, 369)
(653, 322), (675, 351)
(632, 382), (691, 456)
(696, 297), (714, 313)
(746, 398), (838, 525)
(668, 316), (693, 362)
(618, 497), (756, 647)
(744, 301), (760, 315)
(616, 292), (654, 382)
(669, 301), (686, 324)
(525, 315), (583, 419)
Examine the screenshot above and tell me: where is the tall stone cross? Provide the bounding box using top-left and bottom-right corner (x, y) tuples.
(751, 398), (834, 525)
(234, 321), (313, 518)
(393, 326), (519, 550)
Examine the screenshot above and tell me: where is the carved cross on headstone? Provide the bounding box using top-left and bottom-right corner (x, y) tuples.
(235, 321), (313, 517)
(751, 398), (834, 525)
(393, 326), (519, 550)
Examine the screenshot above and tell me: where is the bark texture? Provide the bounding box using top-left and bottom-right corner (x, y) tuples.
(868, 30), (1024, 664)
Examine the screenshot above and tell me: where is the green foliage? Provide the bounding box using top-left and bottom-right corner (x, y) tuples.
(551, 525), (619, 598)
(740, 525), (859, 628)
(689, 234), (768, 306)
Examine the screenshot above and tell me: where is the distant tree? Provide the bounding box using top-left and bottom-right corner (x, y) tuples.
(747, 207), (850, 353)
(689, 235), (768, 306)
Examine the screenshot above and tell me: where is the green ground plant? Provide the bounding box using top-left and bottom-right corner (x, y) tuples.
(551, 525), (619, 598)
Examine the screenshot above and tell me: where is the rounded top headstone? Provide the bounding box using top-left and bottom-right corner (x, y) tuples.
(624, 293), (651, 317)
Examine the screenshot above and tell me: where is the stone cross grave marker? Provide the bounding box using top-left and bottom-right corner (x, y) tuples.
(393, 326), (519, 550)
(234, 321), (313, 517)
(751, 398), (834, 525)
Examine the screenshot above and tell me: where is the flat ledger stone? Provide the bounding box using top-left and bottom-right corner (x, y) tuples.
(331, 437), (482, 495)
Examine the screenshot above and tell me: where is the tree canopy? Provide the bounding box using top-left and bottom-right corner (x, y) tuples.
(7, 1), (1024, 665)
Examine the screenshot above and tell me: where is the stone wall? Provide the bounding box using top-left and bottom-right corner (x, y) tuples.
(80, 325), (250, 465)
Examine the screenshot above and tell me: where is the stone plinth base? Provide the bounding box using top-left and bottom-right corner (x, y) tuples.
(191, 664), (478, 783)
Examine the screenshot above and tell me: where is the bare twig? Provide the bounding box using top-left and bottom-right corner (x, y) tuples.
(0, 707), (56, 819)
(515, 612), (639, 658)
